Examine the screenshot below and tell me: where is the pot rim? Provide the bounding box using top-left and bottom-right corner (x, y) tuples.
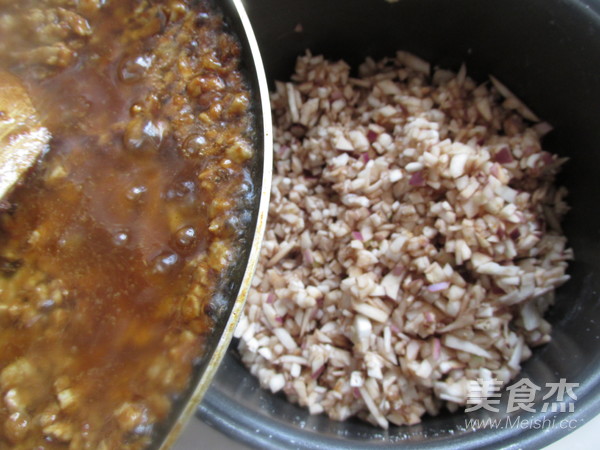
(158, 0), (273, 448)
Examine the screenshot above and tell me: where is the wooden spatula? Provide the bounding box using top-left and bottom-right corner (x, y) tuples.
(0, 70), (50, 200)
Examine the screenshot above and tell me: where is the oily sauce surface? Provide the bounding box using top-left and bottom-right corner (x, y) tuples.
(0, 1), (254, 448)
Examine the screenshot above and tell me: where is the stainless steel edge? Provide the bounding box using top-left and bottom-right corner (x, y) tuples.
(159, 0), (273, 447)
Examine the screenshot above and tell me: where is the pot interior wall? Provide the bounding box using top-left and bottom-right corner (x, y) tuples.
(199, 0), (600, 448)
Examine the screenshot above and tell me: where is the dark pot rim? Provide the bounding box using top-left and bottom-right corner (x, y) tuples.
(197, 352), (600, 449)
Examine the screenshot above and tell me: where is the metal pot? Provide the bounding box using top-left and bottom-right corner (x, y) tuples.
(198, 0), (600, 448)
(154, 0), (272, 448)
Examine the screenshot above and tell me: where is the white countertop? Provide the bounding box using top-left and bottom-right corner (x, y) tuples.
(172, 409), (600, 450)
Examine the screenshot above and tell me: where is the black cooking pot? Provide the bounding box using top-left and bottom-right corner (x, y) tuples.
(198, 0), (600, 448)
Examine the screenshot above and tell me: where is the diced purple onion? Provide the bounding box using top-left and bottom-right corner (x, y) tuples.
(533, 122), (553, 137)
(311, 365), (325, 379)
(490, 163), (500, 178)
(392, 265), (404, 276)
(433, 338), (441, 360)
(523, 146), (536, 157)
(494, 147), (513, 164)
(409, 171), (425, 186)
(541, 151), (554, 166)
(427, 281), (450, 292)
(352, 231), (364, 241)
(491, 286), (506, 295)
(266, 293), (276, 304)
(366, 130), (378, 143)
(331, 90), (343, 100)
(303, 249), (314, 265)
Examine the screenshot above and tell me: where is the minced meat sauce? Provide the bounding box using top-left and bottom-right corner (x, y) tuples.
(0, 0), (255, 448)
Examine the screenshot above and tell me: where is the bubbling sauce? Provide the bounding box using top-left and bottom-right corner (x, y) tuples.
(0, 0), (255, 448)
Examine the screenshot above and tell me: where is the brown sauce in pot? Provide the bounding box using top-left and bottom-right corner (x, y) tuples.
(0, 0), (255, 448)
